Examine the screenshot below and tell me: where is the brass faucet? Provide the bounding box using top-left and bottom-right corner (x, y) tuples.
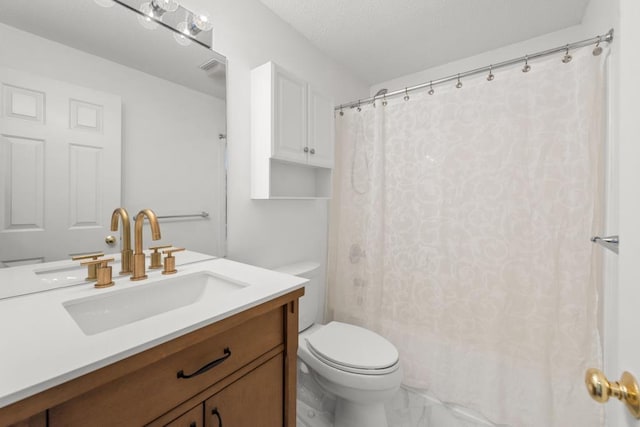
(110, 208), (133, 275)
(131, 209), (162, 281)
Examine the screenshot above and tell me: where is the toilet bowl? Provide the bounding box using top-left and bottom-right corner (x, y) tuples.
(276, 262), (403, 427)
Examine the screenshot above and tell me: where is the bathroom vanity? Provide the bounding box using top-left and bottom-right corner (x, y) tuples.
(0, 257), (305, 426)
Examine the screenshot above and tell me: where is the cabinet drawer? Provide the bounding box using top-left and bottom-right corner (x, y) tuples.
(50, 307), (284, 426)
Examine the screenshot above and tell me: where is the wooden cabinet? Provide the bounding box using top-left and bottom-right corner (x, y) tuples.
(164, 404), (203, 427)
(204, 354), (283, 427)
(8, 412), (46, 427)
(251, 61), (334, 199)
(0, 289), (303, 427)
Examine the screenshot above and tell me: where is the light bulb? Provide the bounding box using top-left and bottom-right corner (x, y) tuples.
(173, 22), (192, 46)
(138, 2), (159, 29)
(153, 0), (179, 14)
(187, 12), (213, 34)
(138, 0), (178, 30)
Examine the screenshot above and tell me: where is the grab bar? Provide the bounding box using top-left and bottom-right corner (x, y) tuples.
(134, 211), (209, 220)
(591, 235), (619, 254)
(157, 211), (209, 220)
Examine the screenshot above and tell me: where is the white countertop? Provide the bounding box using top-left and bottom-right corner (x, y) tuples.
(0, 250), (217, 300)
(0, 255), (306, 408)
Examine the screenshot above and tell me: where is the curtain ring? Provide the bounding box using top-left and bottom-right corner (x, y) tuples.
(404, 88), (410, 101)
(487, 64), (495, 81)
(357, 101), (362, 112)
(339, 105), (344, 116)
(456, 73), (463, 89)
(562, 44), (573, 63)
(522, 55), (531, 73)
(593, 36), (603, 56)
(428, 81), (435, 95)
(382, 94), (388, 107)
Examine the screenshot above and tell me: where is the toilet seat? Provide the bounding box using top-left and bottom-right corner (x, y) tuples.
(305, 321), (399, 375)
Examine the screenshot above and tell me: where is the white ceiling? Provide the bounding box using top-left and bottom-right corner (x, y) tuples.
(258, 0), (592, 85)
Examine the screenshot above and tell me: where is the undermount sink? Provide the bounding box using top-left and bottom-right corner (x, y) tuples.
(63, 271), (247, 335)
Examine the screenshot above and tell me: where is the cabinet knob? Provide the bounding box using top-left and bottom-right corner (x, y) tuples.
(310, 148), (316, 155)
(303, 147), (309, 153)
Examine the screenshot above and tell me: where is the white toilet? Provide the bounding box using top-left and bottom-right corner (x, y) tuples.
(276, 262), (402, 427)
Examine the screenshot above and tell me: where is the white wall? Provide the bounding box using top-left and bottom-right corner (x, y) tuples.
(177, 0), (369, 322)
(370, 10), (613, 96)
(0, 23), (226, 257)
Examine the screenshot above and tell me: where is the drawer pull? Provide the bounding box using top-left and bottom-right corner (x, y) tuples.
(211, 407), (223, 426)
(177, 348), (232, 379)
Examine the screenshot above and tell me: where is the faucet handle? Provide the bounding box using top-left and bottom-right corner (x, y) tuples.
(72, 253), (105, 281)
(162, 247), (185, 275)
(80, 257), (115, 288)
(149, 244), (172, 269)
(71, 252), (104, 261)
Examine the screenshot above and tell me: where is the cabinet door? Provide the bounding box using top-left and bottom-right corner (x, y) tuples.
(273, 66), (308, 164)
(9, 412), (46, 427)
(164, 404), (203, 427)
(308, 86), (335, 168)
(205, 354), (283, 427)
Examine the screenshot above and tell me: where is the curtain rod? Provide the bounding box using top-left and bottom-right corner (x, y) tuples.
(335, 29), (614, 111)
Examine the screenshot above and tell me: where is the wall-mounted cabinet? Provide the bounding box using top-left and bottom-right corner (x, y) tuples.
(251, 61), (334, 199)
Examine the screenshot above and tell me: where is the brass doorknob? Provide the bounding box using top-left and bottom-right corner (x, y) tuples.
(585, 368), (640, 418)
(105, 235), (117, 246)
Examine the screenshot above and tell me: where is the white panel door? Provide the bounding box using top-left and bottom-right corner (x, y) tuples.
(0, 67), (121, 265)
(307, 86), (334, 168)
(600, 2), (640, 426)
(272, 65), (308, 164)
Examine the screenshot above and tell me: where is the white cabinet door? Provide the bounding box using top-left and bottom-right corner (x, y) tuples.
(0, 67), (121, 265)
(308, 86), (334, 168)
(272, 66), (307, 164)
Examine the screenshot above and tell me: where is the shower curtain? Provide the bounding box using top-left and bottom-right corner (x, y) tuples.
(328, 48), (606, 427)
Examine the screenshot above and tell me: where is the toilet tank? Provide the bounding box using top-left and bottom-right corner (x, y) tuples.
(275, 261), (321, 332)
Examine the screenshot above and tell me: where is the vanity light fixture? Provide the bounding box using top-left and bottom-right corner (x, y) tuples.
(138, 0), (179, 30)
(94, 0), (214, 48)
